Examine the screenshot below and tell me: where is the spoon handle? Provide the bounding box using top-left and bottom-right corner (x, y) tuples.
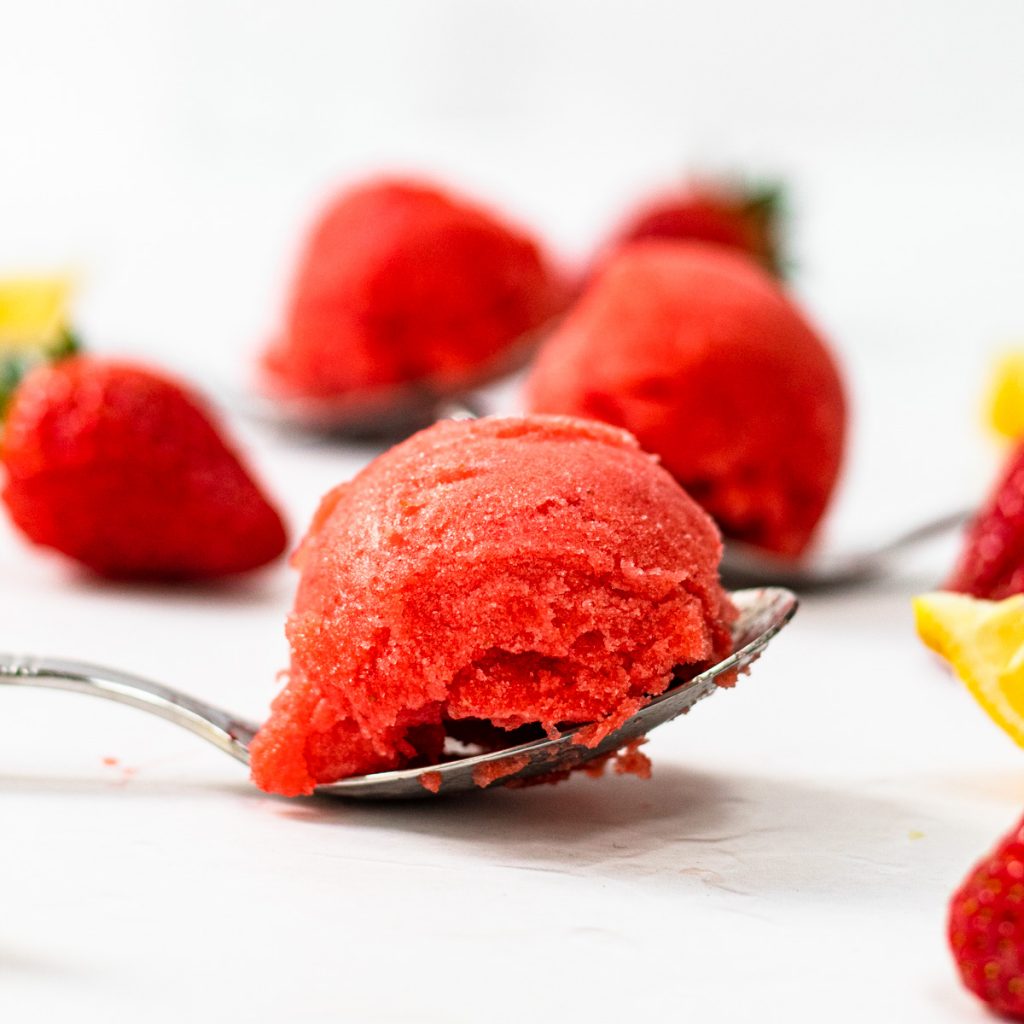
(0, 653), (258, 765)
(869, 506), (974, 560)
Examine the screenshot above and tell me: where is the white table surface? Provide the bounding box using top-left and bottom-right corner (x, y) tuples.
(4, 3), (1024, 1019)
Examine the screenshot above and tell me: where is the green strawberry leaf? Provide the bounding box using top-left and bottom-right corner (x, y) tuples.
(0, 327), (80, 419)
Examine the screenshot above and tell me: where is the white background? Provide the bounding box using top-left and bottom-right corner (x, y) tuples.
(2, 2), (1024, 1020)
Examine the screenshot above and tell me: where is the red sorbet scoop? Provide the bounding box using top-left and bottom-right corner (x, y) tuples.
(250, 415), (735, 797)
(261, 179), (567, 401)
(526, 242), (847, 557)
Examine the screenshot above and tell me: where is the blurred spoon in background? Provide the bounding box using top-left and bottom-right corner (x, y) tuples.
(239, 381), (483, 439)
(720, 506), (972, 591)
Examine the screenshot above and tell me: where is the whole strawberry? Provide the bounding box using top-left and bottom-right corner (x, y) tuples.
(1, 358), (287, 579)
(948, 442), (1024, 599)
(949, 815), (1024, 1020)
(595, 179), (785, 278)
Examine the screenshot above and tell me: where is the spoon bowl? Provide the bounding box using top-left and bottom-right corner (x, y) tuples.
(0, 587), (796, 799)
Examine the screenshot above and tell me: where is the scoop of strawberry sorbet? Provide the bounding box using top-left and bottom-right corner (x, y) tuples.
(261, 178), (566, 401)
(527, 242), (847, 557)
(250, 415), (735, 797)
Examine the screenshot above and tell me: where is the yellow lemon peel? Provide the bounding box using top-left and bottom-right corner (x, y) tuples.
(0, 276), (73, 351)
(914, 591), (1024, 746)
(987, 350), (1024, 441)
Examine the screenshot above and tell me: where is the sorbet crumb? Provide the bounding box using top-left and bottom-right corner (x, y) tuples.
(419, 771), (443, 794)
(472, 753), (532, 789)
(613, 739), (652, 779)
(101, 756), (119, 767)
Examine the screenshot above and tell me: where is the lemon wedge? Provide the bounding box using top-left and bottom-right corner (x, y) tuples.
(914, 591), (1024, 746)
(987, 350), (1024, 442)
(0, 276), (73, 350)
(0, 276), (78, 415)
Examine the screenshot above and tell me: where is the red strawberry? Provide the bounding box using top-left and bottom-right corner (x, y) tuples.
(595, 179), (784, 278)
(949, 815), (1024, 1020)
(947, 442), (1024, 598)
(1, 358), (287, 580)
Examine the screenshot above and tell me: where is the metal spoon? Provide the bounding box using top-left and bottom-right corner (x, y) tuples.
(720, 508), (972, 591)
(0, 587), (795, 799)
